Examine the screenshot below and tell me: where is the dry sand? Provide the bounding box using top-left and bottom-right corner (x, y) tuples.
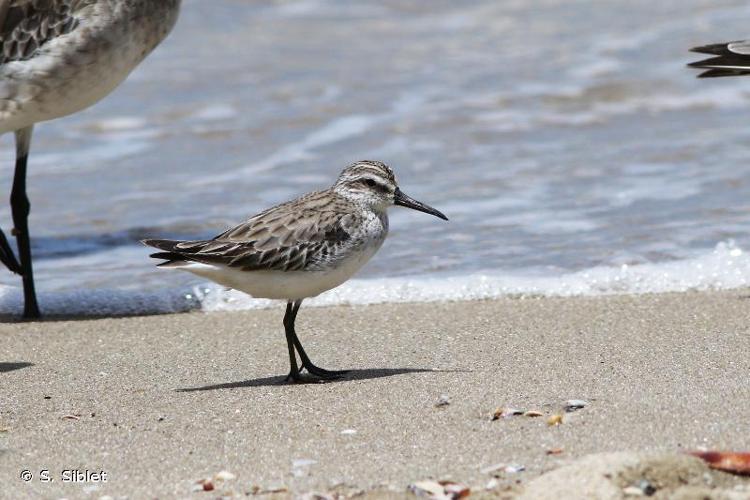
(1, 290), (750, 498)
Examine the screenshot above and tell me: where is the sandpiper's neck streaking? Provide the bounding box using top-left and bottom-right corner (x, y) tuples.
(143, 160), (448, 383)
(0, 0), (181, 318)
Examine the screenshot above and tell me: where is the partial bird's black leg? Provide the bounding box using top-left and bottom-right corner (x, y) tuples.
(0, 225), (21, 275)
(10, 127), (40, 319)
(288, 299), (348, 379)
(283, 301), (301, 382)
(0, 132), (22, 275)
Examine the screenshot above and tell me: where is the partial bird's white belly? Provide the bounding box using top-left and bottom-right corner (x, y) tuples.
(0, 54), (130, 133)
(172, 239), (384, 301)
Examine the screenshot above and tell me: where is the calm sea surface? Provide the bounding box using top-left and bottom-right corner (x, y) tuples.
(2, 0), (750, 313)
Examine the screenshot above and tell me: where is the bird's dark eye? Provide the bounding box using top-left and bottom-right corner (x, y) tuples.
(365, 179), (376, 187)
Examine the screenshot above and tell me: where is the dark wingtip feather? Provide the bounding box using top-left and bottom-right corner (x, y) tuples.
(688, 54), (740, 68)
(149, 251), (180, 260)
(696, 68), (750, 78)
(687, 59), (709, 68)
(156, 260), (187, 268)
(141, 238), (181, 251)
(147, 251), (189, 267)
(690, 43), (732, 55)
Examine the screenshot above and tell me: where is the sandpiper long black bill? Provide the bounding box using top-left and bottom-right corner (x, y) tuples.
(144, 160), (448, 383)
(394, 188), (448, 221)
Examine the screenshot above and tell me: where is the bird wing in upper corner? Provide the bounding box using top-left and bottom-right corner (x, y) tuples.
(0, 0), (88, 65)
(142, 193), (362, 273)
(689, 40), (750, 78)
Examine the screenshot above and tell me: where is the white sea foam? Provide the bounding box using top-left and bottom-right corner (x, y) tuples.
(1, 241), (747, 317)
(198, 241), (750, 311)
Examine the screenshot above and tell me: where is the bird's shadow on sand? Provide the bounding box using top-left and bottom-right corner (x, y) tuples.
(0, 362), (33, 373)
(176, 367), (465, 391)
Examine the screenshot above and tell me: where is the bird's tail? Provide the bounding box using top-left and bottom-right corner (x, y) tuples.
(688, 42), (750, 78)
(141, 239), (190, 267)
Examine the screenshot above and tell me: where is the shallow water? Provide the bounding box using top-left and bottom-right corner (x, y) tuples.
(2, 0), (750, 313)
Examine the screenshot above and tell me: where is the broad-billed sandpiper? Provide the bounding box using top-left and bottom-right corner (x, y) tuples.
(143, 160), (448, 382)
(689, 40), (750, 77)
(0, 0), (181, 318)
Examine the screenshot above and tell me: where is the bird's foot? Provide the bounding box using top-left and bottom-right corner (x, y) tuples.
(283, 365), (348, 384)
(302, 362), (349, 380)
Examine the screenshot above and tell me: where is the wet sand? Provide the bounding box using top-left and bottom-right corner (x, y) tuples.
(1, 290), (750, 498)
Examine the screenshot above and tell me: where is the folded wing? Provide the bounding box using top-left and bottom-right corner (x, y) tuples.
(143, 194), (359, 273)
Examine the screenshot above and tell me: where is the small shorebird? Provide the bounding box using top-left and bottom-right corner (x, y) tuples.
(143, 161), (448, 382)
(689, 40), (750, 77)
(0, 0), (181, 318)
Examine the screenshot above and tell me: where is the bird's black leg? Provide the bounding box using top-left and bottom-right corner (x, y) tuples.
(283, 301), (301, 382)
(288, 299), (348, 379)
(10, 127), (40, 319)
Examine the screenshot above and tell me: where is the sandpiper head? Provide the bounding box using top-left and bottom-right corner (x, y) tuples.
(334, 160), (448, 220)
